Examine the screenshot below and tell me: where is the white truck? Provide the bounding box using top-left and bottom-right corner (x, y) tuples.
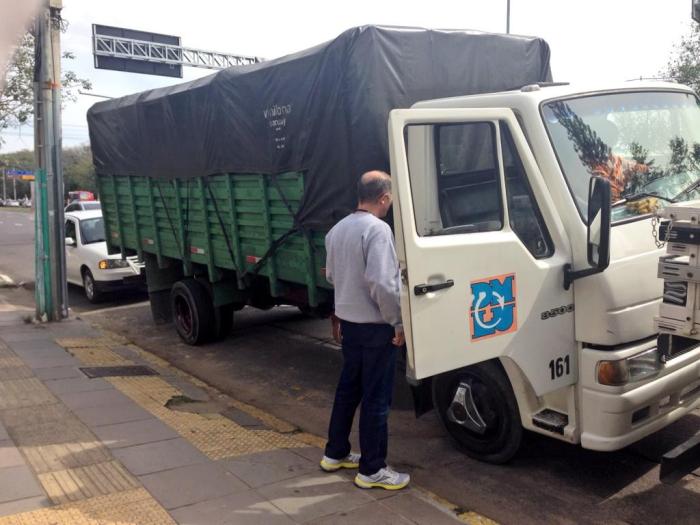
(388, 81), (700, 464)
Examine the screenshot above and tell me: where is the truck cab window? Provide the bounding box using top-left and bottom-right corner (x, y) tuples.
(437, 123), (503, 234)
(501, 124), (554, 259)
(405, 122), (503, 237)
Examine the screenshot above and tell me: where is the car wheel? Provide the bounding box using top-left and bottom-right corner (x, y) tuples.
(170, 279), (216, 345)
(432, 360), (522, 464)
(82, 269), (102, 304)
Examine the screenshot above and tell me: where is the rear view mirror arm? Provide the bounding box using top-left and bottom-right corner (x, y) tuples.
(563, 264), (605, 290)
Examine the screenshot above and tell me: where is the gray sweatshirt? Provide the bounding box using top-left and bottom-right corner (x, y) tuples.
(325, 211), (402, 327)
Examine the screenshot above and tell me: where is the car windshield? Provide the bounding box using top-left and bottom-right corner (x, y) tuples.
(542, 91), (700, 223)
(83, 202), (101, 210)
(79, 217), (105, 244)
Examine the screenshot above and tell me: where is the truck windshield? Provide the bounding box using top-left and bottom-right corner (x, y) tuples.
(542, 91), (700, 223)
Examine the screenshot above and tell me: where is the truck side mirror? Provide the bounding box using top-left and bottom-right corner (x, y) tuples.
(587, 176), (611, 269)
(563, 176), (612, 290)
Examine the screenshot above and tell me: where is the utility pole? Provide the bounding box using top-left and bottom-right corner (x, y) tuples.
(33, 0), (68, 321)
(1, 167), (5, 201)
(506, 0), (511, 34)
(12, 176), (16, 200)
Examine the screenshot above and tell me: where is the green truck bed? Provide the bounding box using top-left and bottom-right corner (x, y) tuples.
(97, 171), (332, 309)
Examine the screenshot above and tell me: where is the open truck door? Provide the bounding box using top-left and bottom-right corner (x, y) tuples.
(388, 108), (576, 461)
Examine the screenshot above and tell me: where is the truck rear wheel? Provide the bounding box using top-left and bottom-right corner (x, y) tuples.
(432, 361), (522, 464)
(171, 279), (216, 345)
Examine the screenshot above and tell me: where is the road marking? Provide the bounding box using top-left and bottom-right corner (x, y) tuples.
(77, 300), (150, 317)
(14, 223), (23, 227)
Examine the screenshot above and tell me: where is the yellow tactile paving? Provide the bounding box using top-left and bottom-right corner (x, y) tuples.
(0, 345), (17, 357)
(0, 488), (175, 525)
(0, 339), (176, 523)
(55, 336), (128, 348)
(22, 440), (113, 476)
(0, 378), (58, 409)
(65, 345), (133, 366)
(293, 432), (327, 449)
(0, 365), (35, 380)
(123, 344), (171, 370)
(0, 356), (28, 368)
(38, 460), (140, 504)
(50, 331), (493, 524)
(226, 398), (297, 433)
(106, 376), (302, 459)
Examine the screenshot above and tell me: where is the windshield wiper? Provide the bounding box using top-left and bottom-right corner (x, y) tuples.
(613, 192), (676, 207)
(674, 179), (700, 200)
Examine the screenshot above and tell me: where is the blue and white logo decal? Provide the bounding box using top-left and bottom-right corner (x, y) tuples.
(469, 273), (517, 341)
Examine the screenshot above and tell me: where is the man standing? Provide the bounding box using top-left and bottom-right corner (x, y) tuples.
(320, 170), (409, 491)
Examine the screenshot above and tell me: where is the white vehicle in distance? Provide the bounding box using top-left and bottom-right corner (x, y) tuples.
(65, 200), (101, 212)
(64, 210), (145, 302)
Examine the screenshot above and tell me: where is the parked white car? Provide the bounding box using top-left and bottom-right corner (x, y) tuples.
(64, 210), (145, 302)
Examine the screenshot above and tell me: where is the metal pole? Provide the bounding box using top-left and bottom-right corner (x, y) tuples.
(34, 7), (51, 320)
(2, 168), (5, 201)
(49, 0), (68, 319)
(13, 177), (16, 200)
(506, 0), (511, 34)
(33, 0), (67, 321)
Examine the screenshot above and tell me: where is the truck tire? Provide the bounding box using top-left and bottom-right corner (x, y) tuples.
(432, 361), (522, 464)
(170, 279), (216, 345)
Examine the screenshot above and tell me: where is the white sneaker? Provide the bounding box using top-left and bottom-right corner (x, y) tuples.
(354, 467), (410, 490)
(320, 452), (361, 472)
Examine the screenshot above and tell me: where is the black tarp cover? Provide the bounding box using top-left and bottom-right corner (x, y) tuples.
(87, 25), (552, 228)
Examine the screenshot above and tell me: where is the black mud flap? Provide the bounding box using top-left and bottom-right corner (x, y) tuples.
(409, 379), (434, 418)
(397, 346), (433, 417)
(660, 432), (700, 484)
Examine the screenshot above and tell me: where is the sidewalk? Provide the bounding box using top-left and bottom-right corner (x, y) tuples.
(0, 308), (480, 525)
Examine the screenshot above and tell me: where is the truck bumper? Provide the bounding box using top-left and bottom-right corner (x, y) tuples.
(580, 339), (700, 452)
(95, 273), (146, 293)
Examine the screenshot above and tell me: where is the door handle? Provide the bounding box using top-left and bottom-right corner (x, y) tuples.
(414, 279), (454, 296)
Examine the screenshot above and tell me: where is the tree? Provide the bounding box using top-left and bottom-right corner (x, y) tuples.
(0, 31), (91, 149)
(62, 144), (96, 193)
(664, 23), (700, 93)
(1, 145), (96, 200)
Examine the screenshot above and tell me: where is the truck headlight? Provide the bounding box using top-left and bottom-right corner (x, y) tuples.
(98, 259), (129, 270)
(597, 347), (661, 386)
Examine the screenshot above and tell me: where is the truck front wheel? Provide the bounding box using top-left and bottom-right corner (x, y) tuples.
(432, 361), (522, 464)
(171, 279), (216, 345)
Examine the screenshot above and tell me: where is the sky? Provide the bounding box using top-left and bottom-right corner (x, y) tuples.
(0, 0), (694, 153)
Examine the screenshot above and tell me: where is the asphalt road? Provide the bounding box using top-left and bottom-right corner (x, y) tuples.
(0, 208), (35, 284)
(1, 214), (700, 523)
